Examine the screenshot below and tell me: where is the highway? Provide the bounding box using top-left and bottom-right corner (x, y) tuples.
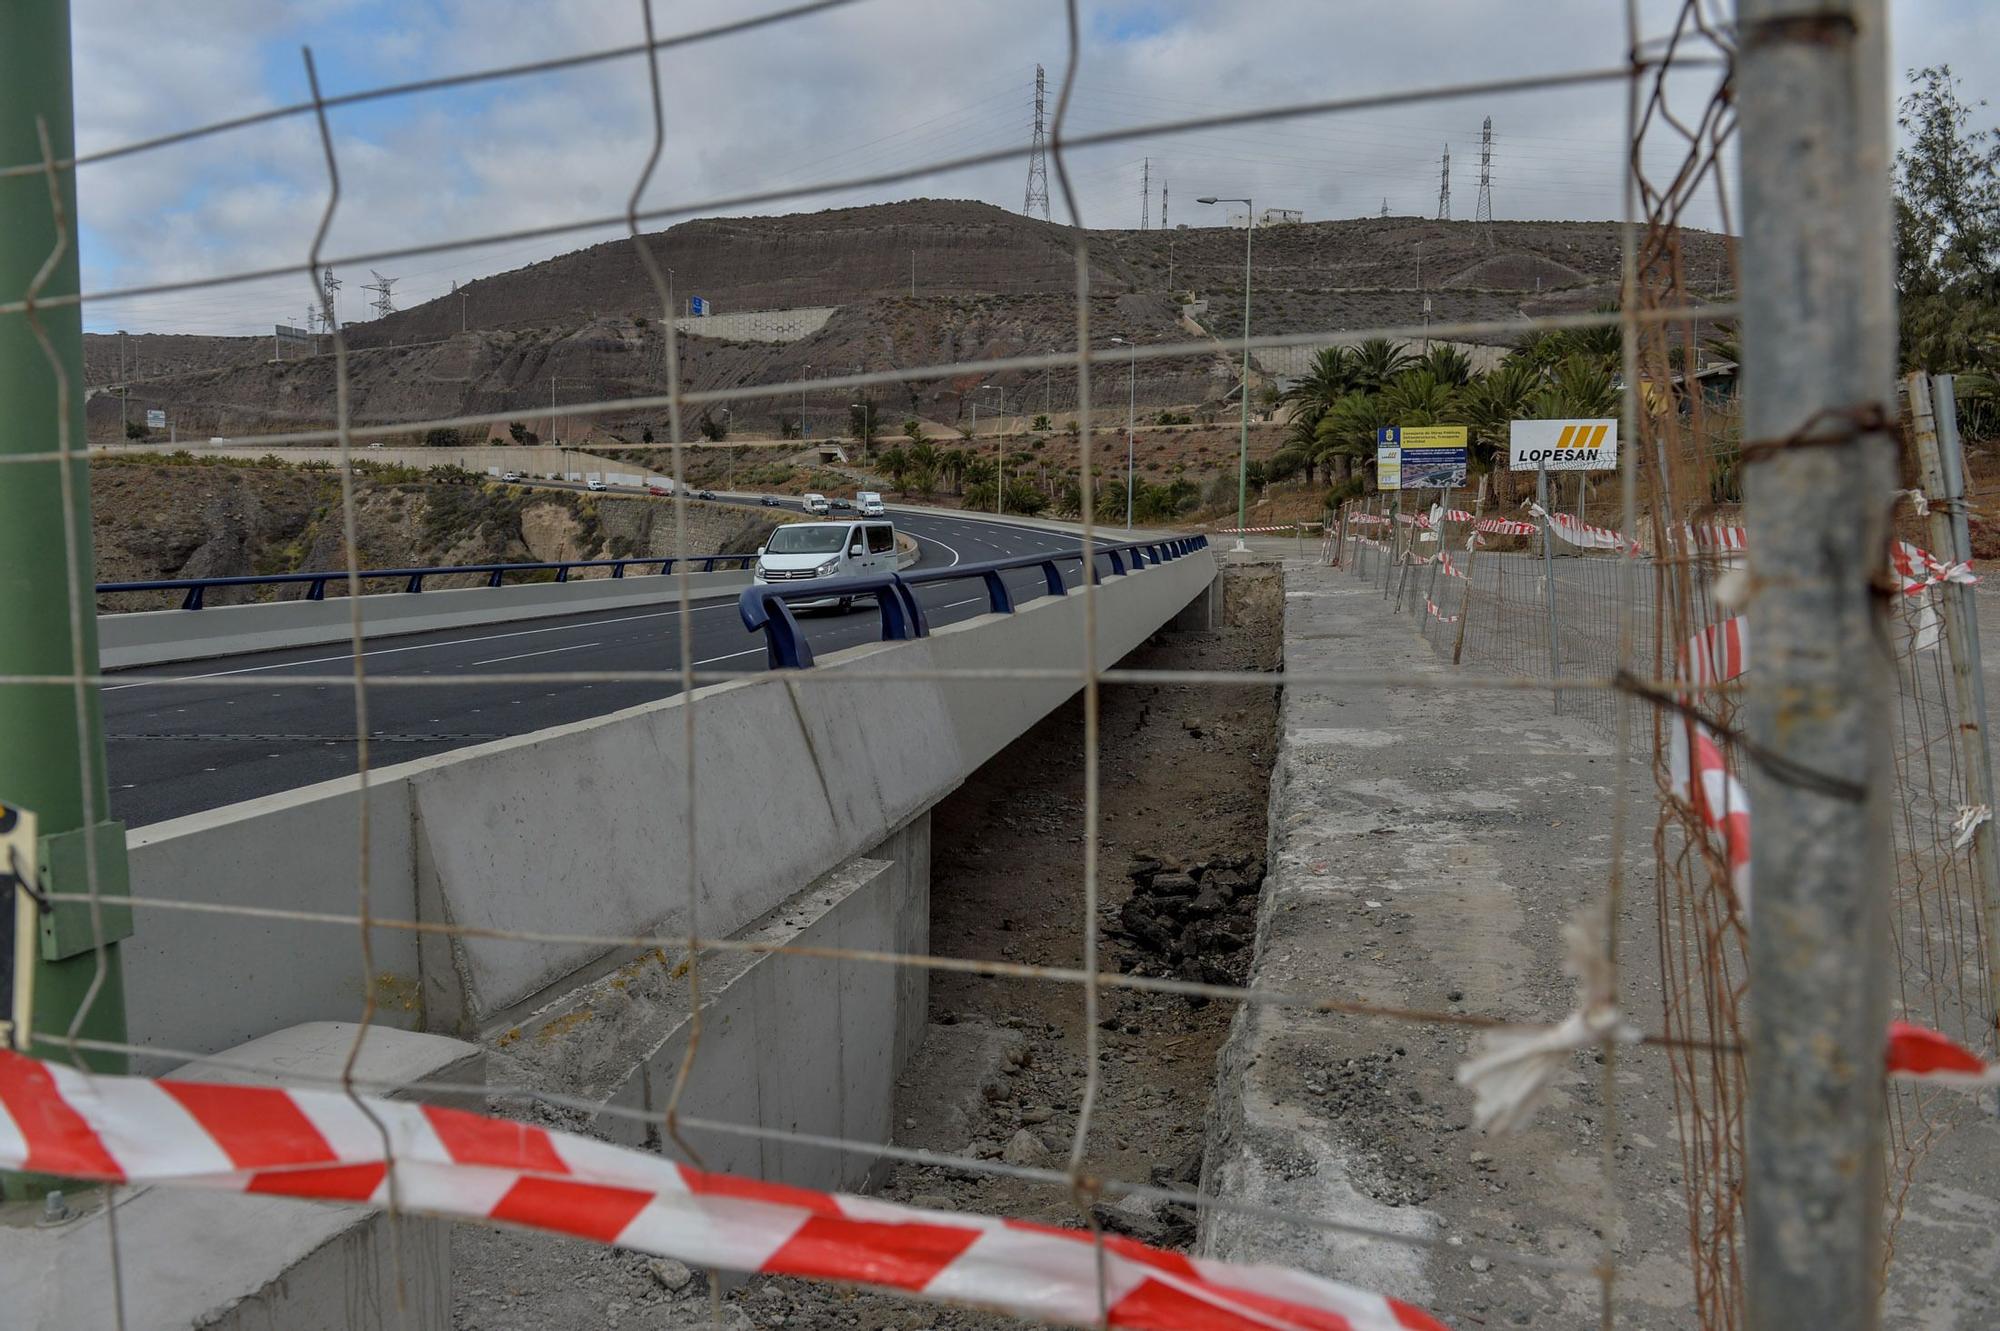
(103, 502), (1120, 828)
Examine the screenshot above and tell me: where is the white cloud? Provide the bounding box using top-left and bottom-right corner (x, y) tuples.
(58, 0), (2000, 334)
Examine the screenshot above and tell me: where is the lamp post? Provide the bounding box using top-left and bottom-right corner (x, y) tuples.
(850, 400), (871, 454)
(982, 385), (1007, 515)
(1109, 337), (1137, 529)
(1198, 195), (1254, 552)
(800, 362), (811, 439)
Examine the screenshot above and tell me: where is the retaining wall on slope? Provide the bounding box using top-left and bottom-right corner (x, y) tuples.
(121, 549), (1218, 1064)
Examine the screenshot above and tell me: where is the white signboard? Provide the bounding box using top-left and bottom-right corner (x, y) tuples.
(1509, 419), (1618, 471)
(145, 409), (166, 430)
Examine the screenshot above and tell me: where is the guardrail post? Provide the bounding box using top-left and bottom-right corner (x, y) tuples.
(1739, 3), (1895, 1327)
(554, 565), (570, 583)
(980, 569), (1014, 614)
(0, 0), (130, 1102)
(404, 573), (425, 594)
(182, 584), (205, 610)
(1040, 560), (1066, 597)
(612, 562), (625, 580)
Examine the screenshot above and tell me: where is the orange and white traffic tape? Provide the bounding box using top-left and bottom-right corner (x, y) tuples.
(0, 1050), (1446, 1331)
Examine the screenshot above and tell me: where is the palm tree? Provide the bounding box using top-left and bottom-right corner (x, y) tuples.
(909, 440), (941, 475)
(1280, 346), (1358, 423)
(1378, 369), (1459, 426)
(1533, 354), (1620, 420)
(1460, 360), (1540, 503)
(1316, 390), (1394, 488)
(879, 445), (910, 493)
(1350, 338), (1416, 394)
(1413, 344), (1475, 387)
(938, 447), (970, 495)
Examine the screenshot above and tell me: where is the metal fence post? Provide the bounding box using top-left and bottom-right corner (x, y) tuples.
(1910, 373), (2000, 1041)
(1739, 3), (1896, 1327)
(1420, 486), (1454, 631)
(1537, 463), (1560, 709)
(0, 0), (131, 1099)
(1451, 475), (1488, 666)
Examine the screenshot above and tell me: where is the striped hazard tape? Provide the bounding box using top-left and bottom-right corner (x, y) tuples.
(0, 1050), (1446, 1331)
(1423, 597), (1460, 624)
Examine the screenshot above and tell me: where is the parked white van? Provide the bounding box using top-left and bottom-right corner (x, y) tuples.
(856, 490), (886, 516)
(802, 492), (831, 515)
(753, 519), (898, 612)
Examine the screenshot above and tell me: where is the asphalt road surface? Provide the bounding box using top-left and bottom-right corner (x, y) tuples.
(104, 502), (1131, 828)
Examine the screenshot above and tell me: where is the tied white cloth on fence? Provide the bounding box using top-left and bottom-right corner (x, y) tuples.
(1455, 913), (1640, 1134)
(1953, 804), (1992, 851)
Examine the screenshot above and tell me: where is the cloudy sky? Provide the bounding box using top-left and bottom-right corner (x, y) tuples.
(57, 0), (2000, 336)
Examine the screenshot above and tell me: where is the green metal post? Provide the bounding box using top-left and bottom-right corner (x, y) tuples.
(0, 0), (129, 1090)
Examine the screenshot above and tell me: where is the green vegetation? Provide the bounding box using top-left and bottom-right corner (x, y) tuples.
(508, 421), (539, 446)
(1895, 65), (2000, 437)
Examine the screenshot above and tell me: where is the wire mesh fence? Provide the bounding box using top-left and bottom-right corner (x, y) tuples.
(1, 2), (1990, 1330)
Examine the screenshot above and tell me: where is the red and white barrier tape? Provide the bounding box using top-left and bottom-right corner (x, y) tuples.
(1887, 1021), (2000, 1086)
(1424, 597), (1460, 624)
(0, 1051), (1445, 1331)
(1679, 523), (1747, 554)
(1473, 517), (1537, 537)
(1891, 539), (1977, 595)
(1439, 553), (1466, 580)
(1665, 615), (1753, 908)
(1213, 523), (1324, 535)
(1528, 503), (1640, 555)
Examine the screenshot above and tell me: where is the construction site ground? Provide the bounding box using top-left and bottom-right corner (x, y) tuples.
(450, 566), (1284, 1329)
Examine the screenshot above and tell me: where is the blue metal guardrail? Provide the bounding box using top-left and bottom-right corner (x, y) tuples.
(739, 535), (1210, 669)
(97, 554), (758, 610)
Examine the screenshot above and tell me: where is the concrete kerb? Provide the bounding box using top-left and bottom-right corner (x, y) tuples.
(98, 568), (752, 669)
(119, 548), (1217, 1063)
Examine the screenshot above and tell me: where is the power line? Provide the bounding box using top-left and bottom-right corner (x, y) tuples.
(363, 270), (398, 319)
(1475, 117), (1494, 225)
(1022, 64), (1050, 220)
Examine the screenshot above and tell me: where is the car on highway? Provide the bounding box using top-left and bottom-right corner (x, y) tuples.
(697, 489), (719, 500)
(753, 518), (898, 612)
(831, 497), (854, 511)
(586, 477), (606, 492)
(647, 483), (670, 496)
(501, 470), (521, 483)
(760, 495), (781, 507)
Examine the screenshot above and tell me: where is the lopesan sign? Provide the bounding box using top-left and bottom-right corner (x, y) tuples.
(1509, 418), (1618, 471)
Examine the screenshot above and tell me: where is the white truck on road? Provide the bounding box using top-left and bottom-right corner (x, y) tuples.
(856, 490), (886, 516)
(802, 492), (831, 515)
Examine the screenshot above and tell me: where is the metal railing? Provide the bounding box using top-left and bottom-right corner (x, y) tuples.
(739, 535), (1210, 668)
(96, 553), (759, 610)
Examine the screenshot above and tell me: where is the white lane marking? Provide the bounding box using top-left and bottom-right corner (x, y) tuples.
(471, 641), (600, 666)
(105, 601), (736, 691)
(694, 646), (765, 666)
(915, 531), (962, 567)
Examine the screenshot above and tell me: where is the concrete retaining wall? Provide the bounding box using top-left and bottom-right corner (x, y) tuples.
(122, 549), (1216, 1063)
(99, 569), (752, 669)
(671, 306), (838, 343)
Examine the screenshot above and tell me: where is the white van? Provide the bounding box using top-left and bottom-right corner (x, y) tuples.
(753, 519), (898, 612)
(802, 492), (831, 515)
(856, 490), (886, 516)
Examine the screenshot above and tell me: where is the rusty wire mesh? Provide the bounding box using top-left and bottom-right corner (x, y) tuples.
(4, 3), (1974, 1330)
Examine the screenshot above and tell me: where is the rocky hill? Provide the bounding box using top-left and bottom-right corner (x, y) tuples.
(92, 458), (781, 610)
(84, 199), (1732, 447)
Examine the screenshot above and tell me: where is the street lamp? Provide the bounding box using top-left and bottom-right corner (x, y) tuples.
(1198, 195), (1254, 553)
(978, 385), (1005, 515)
(800, 362), (811, 439)
(1109, 337), (1137, 530)
(849, 400), (871, 453)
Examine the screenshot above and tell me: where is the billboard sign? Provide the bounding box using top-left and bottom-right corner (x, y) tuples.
(1379, 424), (1467, 489)
(1375, 435), (1401, 491)
(1510, 418), (1618, 471)
(145, 409), (166, 430)
(688, 295), (709, 316)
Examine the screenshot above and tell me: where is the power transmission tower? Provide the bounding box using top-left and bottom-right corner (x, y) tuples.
(1140, 157), (1150, 230)
(1022, 64), (1050, 220)
(362, 270), (397, 319)
(1380, 197), (1389, 218)
(1475, 117), (1494, 224)
(319, 265), (341, 329)
(1435, 144), (1451, 221)
(1160, 180), (1168, 229)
